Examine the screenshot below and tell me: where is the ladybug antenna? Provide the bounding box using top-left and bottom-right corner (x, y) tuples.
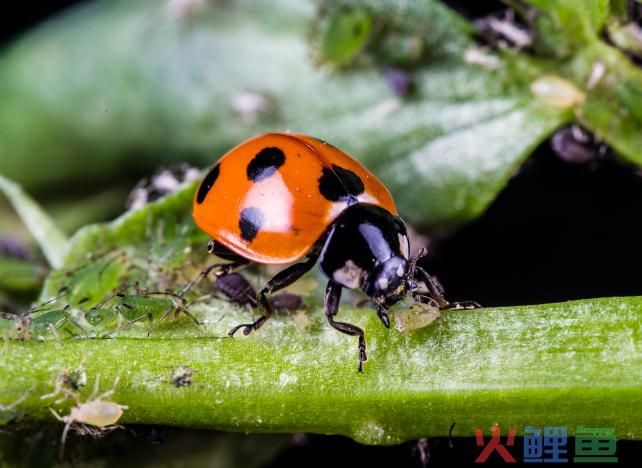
(408, 247), (428, 275)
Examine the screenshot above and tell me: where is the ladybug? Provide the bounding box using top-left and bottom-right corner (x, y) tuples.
(192, 132), (453, 372)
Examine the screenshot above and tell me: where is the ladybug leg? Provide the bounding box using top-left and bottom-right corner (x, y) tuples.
(180, 260), (248, 297)
(376, 306), (390, 328)
(228, 253), (319, 337)
(180, 241), (251, 297)
(413, 267), (481, 309)
(324, 280), (368, 373)
(412, 266), (451, 309)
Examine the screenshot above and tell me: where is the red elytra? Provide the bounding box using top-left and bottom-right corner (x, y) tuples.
(192, 132), (396, 264)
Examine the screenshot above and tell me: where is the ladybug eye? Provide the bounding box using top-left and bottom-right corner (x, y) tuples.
(207, 240), (215, 254)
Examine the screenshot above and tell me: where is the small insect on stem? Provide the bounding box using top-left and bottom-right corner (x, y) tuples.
(49, 374), (127, 459)
(88, 283), (200, 337)
(40, 353), (87, 404)
(0, 311), (31, 341)
(164, 365), (194, 388)
(530, 75), (586, 108)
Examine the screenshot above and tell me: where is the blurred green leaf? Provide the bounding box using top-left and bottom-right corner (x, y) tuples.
(0, 256), (44, 292)
(0, 175), (67, 269)
(0, 0), (570, 229)
(526, 0), (609, 42)
(317, 7), (372, 66)
(517, 1), (642, 167)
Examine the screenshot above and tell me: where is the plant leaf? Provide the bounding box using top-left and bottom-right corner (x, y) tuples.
(0, 175), (67, 269)
(0, 0), (569, 228)
(526, 0), (609, 42)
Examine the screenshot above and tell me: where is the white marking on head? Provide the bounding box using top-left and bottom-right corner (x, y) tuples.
(332, 260), (364, 289)
(377, 277), (389, 291)
(398, 233), (410, 259)
(396, 265), (405, 277)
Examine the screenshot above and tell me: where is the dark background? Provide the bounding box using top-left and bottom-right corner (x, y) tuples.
(2, 1), (641, 466)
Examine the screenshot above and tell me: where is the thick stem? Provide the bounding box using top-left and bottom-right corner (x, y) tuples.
(2, 297), (641, 444)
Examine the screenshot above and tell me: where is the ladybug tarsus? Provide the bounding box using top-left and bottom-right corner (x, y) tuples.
(376, 307), (390, 329)
(325, 280), (368, 372)
(234, 253), (319, 337)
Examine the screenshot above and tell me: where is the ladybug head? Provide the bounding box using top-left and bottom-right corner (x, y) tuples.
(362, 255), (411, 307)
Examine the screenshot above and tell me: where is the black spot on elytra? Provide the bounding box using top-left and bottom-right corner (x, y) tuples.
(239, 207), (264, 241)
(318, 165), (365, 202)
(247, 147), (285, 182)
(196, 163), (220, 204)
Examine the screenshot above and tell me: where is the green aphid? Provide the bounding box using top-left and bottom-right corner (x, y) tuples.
(64, 254), (127, 308)
(84, 307), (118, 328)
(318, 7), (372, 67)
(86, 291), (199, 336)
(393, 302), (441, 334)
(30, 309), (81, 336)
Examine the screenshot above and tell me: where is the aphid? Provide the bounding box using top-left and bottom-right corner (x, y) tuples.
(45, 251), (128, 308)
(165, 365), (194, 388)
(192, 132), (473, 372)
(0, 311), (31, 340)
(40, 354), (87, 404)
(393, 301), (441, 334)
(50, 375), (127, 458)
(474, 10), (533, 51)
(530, 75), (586, 108)
(86, 285), (200, 336)
(215, 272), (304, 312)
(127, 164), (200, 211)
(215, 272), (258, 307)
(271, 291), (305, 313)
(550, 125), (607, 165)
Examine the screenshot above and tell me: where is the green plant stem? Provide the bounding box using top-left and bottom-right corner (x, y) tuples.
(2, 297), (641, 444)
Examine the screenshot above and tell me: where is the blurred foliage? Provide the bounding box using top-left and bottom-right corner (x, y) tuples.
(0, 0), (639, 228)
(0, 174), (67, 268)
(0, 0), (563, 229)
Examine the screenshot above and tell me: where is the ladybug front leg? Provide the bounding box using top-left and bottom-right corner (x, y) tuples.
(324, 280), (368, 373)
(412, 266), (451, 309)
(228, 253), (319, 337)
(413, 266), (481, 310)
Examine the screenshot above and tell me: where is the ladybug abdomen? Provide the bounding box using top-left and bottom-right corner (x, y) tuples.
(193, 133), (396, 264)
